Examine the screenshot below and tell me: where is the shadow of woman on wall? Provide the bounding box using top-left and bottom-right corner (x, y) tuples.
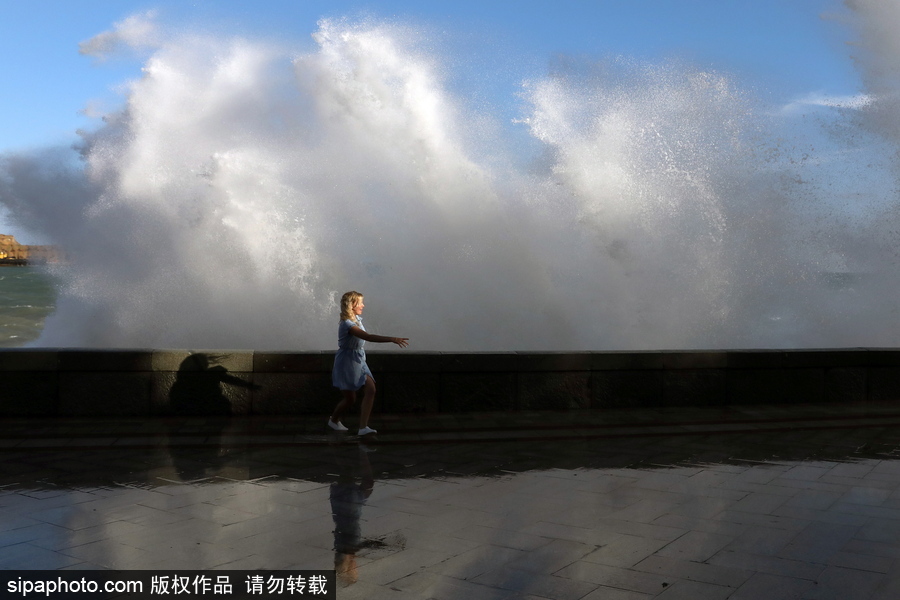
(169, 353), (260, 416)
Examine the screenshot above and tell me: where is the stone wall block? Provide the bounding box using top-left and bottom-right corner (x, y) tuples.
(726, 351), (791, 369)
(663, 370), (727, 406)
(442, 353), (518, 373)
(0, 373), (58, 416)
(825, 368), (866, 404)
(59, 372), (151, 416)
(861, 350), (900, 367)
(727, 368), (824, 404)
(251, 373), (334, 415)
(0, 350), (58, 371)
(59, 350), (152, 372)
(518, 372), (591, 410)
(592, 370), (664, 408)
(151, 372), (176, 415)
(662, 352), (728, 370)
(380, 372), (440, 413)
(152, 351), (191, 372)
(440, 373), (516, 412)
(517, 353), (592, 372)
(868, 367), (900, 402)
(363, 353), (386, 372)
(253, 352), (332, 373)
(370, 352), (442, 373)
(726, 350), (866, 369)
(591, 352), (664, 371)
(815, 349), (871, 368)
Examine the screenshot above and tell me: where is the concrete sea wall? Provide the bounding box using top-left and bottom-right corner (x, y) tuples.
(1, 348), (899, 417)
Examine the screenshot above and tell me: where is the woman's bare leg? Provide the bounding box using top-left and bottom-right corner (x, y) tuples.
(358, 376), (376, 429)
(331, 390), (357, 425)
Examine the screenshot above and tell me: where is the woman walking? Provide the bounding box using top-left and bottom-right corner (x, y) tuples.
(329, 291), (409, 436)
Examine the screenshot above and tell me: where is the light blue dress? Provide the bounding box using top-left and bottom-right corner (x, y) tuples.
(332, 318), (374, 391)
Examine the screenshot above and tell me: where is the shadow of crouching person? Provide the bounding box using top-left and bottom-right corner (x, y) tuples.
(169, 353), (261, 416)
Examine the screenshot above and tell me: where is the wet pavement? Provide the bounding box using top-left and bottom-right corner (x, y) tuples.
(4, 403), (900, 599)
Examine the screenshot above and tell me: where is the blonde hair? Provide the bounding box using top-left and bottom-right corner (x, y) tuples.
(339, 291), (363, 322)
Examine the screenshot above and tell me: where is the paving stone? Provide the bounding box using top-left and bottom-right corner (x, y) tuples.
(426, 544), (529, 580)
(356, 547), (450, 586)
(655, 530), (735, 562)
(728, 491), (794, 515)
(596, 518), (690, 542)
(579, 586), (654, 600)
(781, 488), (843, 511)
(778, 521), (860, 564)
(608, 496), (690, 524)
(0, 542), (83, 569)
(651, 514), (747, 538)
(872, 575), (900, 600)
(554, 560), (673, 594)
(506, 538), (596, 573)
(707, 549), (824, 581)
(630, 470), (696, 492)
(390, 572), (513, 600)
(779, 464), (831, 482)
(667, 480), (747, 502)
(812, 565), (887, 599)
(827, 462), (877, 479)
(633, 554), (752, 588)
(826, 550), (895, 574)
(831, 502), (900, 521)
(772, 504), (870, 527)
(773, 477), (851, 496)
(520, 520), (624, 547)
(58, 539), (157, 570)
(856, 519), (900, 545)
(722, 525), (797, 556)
(821, 474), (899, 490)
(582, 534), (671, 568)
(841, 485), (893, 506)
(729, 572), (816, 600)
(716, 509), (810, 531)
(654, 579), (733, 600)
(842, 539), (900, 560)
(472, 566), (598, 600)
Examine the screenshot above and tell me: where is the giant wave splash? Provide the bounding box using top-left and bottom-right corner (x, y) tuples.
(2, 8), (900, 351)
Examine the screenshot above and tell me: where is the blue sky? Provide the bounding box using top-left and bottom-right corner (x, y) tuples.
(0, 0), (864, 240)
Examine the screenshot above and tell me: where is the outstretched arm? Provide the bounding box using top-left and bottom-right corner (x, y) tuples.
(349, 326), (409, 348)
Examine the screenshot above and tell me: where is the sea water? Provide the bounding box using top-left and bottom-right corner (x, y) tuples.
(0, 267), (58, 347)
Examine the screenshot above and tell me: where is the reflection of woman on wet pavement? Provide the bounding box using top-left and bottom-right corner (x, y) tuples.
(329, 291), (408, 436)
(330, 446), (374, 586)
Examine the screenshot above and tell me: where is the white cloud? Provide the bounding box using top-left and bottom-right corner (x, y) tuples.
(78, 10), (160, 60)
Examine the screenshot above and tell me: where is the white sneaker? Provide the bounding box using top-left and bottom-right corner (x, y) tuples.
(327, 419), (348, 432)
(357, 426), (377, 436)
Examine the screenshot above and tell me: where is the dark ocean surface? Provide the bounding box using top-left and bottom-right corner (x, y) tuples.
(0, 266), (58, 347)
